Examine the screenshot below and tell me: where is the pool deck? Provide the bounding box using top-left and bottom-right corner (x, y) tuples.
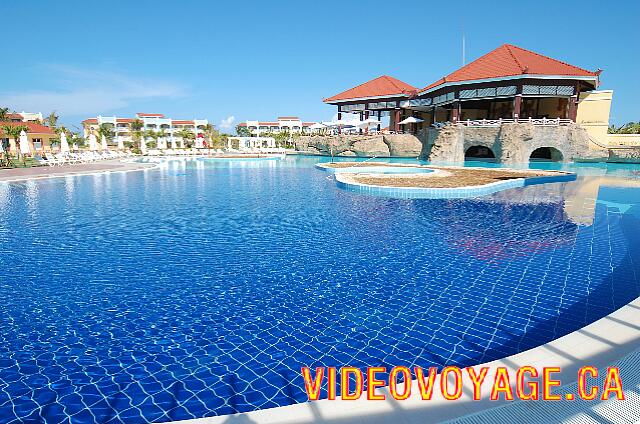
(0, 160), (157, 183)
(317, 162), (576, 199)
(318, 162), (572, 187)
(177, 296), (640, 424)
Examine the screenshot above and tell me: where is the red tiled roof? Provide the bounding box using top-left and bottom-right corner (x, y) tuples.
(7, 113), (23, 121)
(324, 75), (417, 103)
(116, 118), (134, 123)
(277, 116), (300, 120)
(172, 120), (194, 125)
(0, 121), (55, 135)
(82, 118), (98, 124)
(421, 44), (598, 92)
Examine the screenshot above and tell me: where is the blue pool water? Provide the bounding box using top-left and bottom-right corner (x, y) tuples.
(1, 156), (640, 423)
(318, 164), (434, 174)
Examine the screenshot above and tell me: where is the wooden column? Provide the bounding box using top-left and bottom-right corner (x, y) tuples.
(513, 95), (522, 120)
(337, 111), (342, 134)
(377, 111), (381, 131)
(393, 109), (401, 133)
(568, 96), (578, 121)
(364, 111), (369, 134)
(431, 107), (437, 125)
(451, 101), (460, 123)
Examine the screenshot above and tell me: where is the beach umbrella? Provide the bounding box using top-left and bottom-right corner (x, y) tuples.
(325, 119), (354, 127)
(89, 134), (98, 151)
(19, 130), (30, 155)
(117, 136), (124, 150)
(170, 137), (177, 149)
(73, 142), (79, 151)
(60, 132), (70, 153)
(356, 118), (382, 128)
(101, 134), (109, 151)
(140, 137), (147, 155)
(398, 116), (424, 125)
(309, 123), (327, 130)
(195, 135), (205, 149)
(156, 137), (162, 149)
(309, 123), (327, 134)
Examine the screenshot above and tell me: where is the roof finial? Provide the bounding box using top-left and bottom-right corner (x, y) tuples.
(462, 34), (466, 66)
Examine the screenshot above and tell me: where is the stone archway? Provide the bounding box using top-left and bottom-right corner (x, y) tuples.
(465, 145), (496, 159)
(529, 146), (564, 162)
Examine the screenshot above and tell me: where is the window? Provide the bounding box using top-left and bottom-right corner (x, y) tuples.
(433, 92), (454, 105)
(523, 85), (574, 96)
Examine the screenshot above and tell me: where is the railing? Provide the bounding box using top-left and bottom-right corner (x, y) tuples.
(605, 134), (640, 148)
(447, 118), (574, 128)
(588, 135), (640, 150)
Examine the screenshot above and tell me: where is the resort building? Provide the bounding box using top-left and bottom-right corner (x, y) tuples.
(6, 111), (45, 123)
(82, 113), (209, 147)
(0, 121), (56, 152)
(323, 44), (613, 147)
(237, 117), (319, 136)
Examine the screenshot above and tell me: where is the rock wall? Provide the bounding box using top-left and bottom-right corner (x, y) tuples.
(295, 134), (421, 157)
(608, 148), (640, 162)
(382, 134), (423, 157)
(422, 122), (607, 165)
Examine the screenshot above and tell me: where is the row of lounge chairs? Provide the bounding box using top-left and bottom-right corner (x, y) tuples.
(34, 151), (135, 166)
(145, 148), (286, 156)
(146, 149), (226, 156)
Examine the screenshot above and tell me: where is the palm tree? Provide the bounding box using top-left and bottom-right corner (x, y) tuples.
(96, 123), (114, 147)
(1, 124), (29, 165)
(131, 119), (143, 133)
(46, 111), (59, 131)
(157, 128), (167, 149)
(203, 123), (223, 148)
(127, 119), (143, 150)
(609, 122), (640, 135)
(621, 122), (640, 134)
(175, 129), (194, 148)
(0, 107), (11, 122)
(144, 129), (159, 148)
(235, 124), (250, 137)
(69, 132), (84, 150)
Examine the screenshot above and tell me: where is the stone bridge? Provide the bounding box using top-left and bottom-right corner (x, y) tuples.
(294, 123), (629, 164)
(422, 122), (606, 165)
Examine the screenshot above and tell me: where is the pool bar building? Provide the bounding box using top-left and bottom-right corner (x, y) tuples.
(323, 44), (614, 150)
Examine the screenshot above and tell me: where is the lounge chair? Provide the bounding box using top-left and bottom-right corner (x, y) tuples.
(34, 154), (58, 166)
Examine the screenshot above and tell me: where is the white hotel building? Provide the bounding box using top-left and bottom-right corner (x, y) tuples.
(82, 113), (209, 147)
(237, 117), (318, 136)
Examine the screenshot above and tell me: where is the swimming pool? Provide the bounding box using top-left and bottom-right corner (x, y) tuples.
(1, 156), (639, 423)
(316, 164), (434, 174)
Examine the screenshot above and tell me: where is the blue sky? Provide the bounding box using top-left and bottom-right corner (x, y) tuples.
(1, 0), (638, 132)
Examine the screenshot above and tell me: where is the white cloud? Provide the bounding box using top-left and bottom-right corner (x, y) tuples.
(219, 115), (235, 130)
(0, 64), (186, 117)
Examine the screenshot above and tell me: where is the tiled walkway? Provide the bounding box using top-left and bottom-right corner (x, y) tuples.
(0, 160), (154, 182)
